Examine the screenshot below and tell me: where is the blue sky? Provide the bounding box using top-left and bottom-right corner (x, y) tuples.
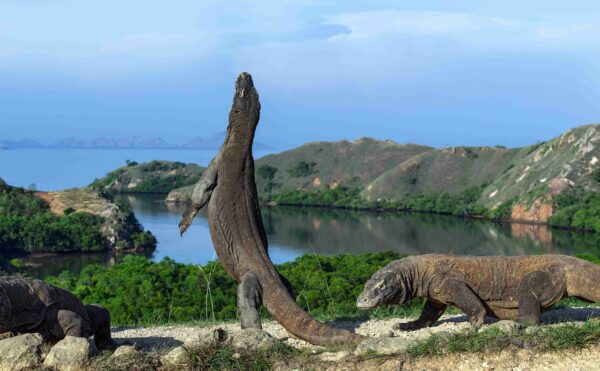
(1, 0), (599, 149)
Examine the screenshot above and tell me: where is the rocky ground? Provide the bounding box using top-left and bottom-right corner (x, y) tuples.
(113, 307), (600, 349)
(3, 307), (600, 370)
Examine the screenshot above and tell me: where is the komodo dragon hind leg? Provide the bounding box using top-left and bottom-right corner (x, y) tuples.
(394, 299), (447, 331)
(517, 270), (562, 326)
(86, 304), (119, 350)
(238, 272), (263, 329)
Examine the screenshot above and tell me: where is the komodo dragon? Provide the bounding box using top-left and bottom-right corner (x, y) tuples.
(357, 254), (600, 330)
(179, 72), (361, 346)
(0, 276), (117, 349)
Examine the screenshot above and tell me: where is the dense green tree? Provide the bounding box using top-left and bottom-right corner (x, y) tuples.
(288, 161), (317, 178)
(257, 164), (279, 200)
(0, 181), (154, 253)
(47, 252), (406, 325)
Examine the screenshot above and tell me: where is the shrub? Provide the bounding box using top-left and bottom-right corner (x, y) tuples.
(288, 161), (317, 178)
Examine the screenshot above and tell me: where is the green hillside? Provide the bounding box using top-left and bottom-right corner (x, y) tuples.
(91, 160), (204, 194)
(0, 178), (155, 253)
(254, 138), (432, 193)
(109, 125), (599, 228)
(481, 125), (600, 209)
(362, 146), (523, 202)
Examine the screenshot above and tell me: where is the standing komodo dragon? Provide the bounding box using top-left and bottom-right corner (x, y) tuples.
(179, 72), (361, 346)
(0, 276), (117, 349)
(357, 254), (600, 330)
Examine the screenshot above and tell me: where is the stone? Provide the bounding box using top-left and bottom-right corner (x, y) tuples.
(182, 328), (225, 351)
(161, 329), (225, 367)
(226, 328), (277, 351)
(111, 345), (138, 360)
(161, 346), (192, 367)
(378, 330), (394, 338)
(43, 336), (98, 371)
(354, 337), (412, 356)
(485, 320), (522, 334)
(0, 333), (44, 371)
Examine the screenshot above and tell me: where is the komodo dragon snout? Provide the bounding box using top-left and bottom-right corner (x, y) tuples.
(357, 270), (403, 310)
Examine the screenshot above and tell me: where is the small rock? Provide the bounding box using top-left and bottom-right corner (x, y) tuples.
(161, 346), (192, 367)
(355, 337), (412, 356)
(484, 320), (521, 334)
(111, 345), (137, 360)
(0, 333), (44, 371)
(226, 328), (277, 351)
(182, 331), (222, 350)
(43, 336), (98, 371)
(378, 330), (394, 338)
(162, 329), (226, 367)
(319, 351), (349, 362)
(232, 352), (241, 360)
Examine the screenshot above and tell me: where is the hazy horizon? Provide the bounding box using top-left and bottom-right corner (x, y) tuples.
(2, 1), (600, 149)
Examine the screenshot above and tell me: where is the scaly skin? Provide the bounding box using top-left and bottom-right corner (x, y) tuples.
(357, 254), (600, 330)
(180, 72), (362, 346)
(0, 276), (117, 350)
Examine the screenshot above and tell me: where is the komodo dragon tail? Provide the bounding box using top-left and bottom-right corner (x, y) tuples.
(259, 273), (363, 346)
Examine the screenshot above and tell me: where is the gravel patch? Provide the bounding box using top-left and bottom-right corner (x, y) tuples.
(111, 306), (600, 350)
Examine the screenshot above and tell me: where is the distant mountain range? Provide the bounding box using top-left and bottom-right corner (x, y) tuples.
(0, 132), (269, 150)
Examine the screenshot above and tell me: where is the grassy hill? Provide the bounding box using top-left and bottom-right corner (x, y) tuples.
(100, 125), (599, 228)
(255, 138), (431, 192)
(257, 125), (599, 225)
(91, 160), (204, 194)
(362, 146), (523, 202)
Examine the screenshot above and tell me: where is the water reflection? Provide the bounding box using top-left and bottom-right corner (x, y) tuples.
(263, 207), (597, 257)
(4, 194), (598, 278)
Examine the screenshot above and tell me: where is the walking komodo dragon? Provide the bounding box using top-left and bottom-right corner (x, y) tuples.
(0, 276), (117, 349)
(179, 72), (361, 346)
(357, 254), (600, 330)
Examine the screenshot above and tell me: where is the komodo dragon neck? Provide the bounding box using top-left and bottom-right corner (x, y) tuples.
(389, 257), (431, 300)
(180, 73), (362, 346)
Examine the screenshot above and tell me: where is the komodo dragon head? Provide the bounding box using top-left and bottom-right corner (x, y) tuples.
(356, 269), (406, 310)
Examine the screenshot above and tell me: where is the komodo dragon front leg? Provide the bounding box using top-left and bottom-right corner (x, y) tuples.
(179, 151), (221, 235)
(427, 277), (487, 330)
(48, 305), (118, 350)
(86, 304), (119, 350)
(394, 299), (447, 331)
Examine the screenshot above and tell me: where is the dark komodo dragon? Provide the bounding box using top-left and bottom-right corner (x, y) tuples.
(357, 254), (600, 330)
(179, 73), (361, 346)
(0, 276), (117, 349)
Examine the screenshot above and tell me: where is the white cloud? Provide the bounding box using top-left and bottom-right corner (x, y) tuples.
(324, 9), (600, 50)
(325, 11), (520, 41)
(231, 9), (600, 93)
